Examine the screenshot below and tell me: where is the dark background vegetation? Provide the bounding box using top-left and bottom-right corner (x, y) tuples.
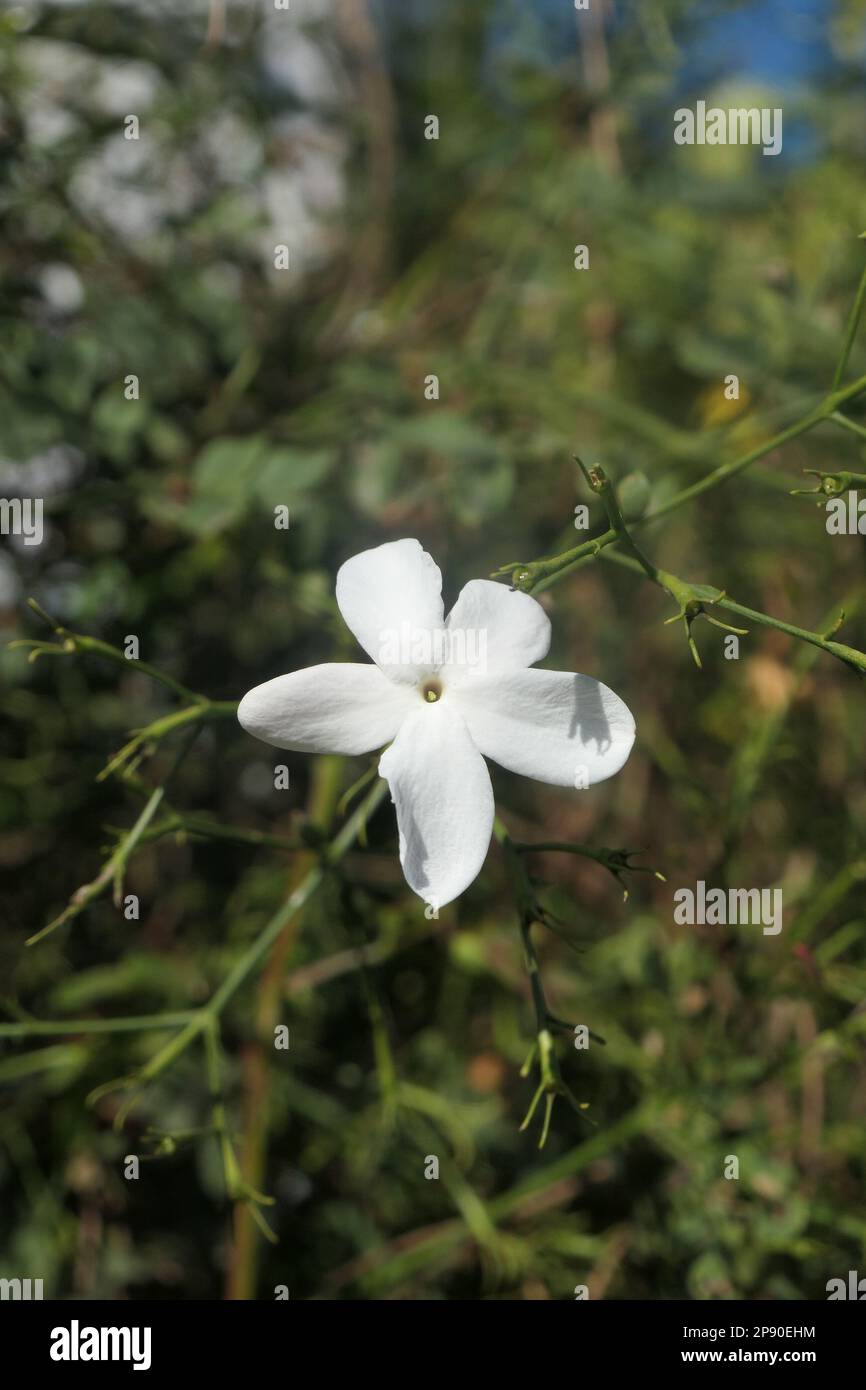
(1, 0), (865, 1300)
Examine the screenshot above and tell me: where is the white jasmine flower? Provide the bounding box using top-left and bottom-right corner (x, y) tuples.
(238, 539), (635, 908)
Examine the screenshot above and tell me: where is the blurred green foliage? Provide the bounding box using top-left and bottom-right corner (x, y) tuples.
(1, 0), (865, 1300)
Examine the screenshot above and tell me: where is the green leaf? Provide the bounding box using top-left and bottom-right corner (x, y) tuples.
(194, 436), (266, 498)
(253, 447), (335, 510)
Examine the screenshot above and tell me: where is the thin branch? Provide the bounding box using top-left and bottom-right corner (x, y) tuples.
(28, 725), (204, 946)
(514, 839), (666, 900)
(832, 245), (866, 390)
(78, 778), (390, 1121)
(133, 813), (300, 852)
(0, 1012), (195, 1040)
(600, 548), (866, 677)
(97, 701), (237, 784)
(828, 410), (866, 443)
(494, 819), (593, 1148)
(491, 370), (866, 596)
(18, 599), (205, 704)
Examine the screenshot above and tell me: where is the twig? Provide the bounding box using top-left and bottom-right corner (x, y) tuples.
(15, 599), (205, 704)
(831, 245), (866, 390)
(514, 839), (665, 901)
(28, 725), (204, 946)
(78, 779), (390, 1123)
(0, 1012), (195, 1040)
(600, 548), (866, 676)
(494, 819), (593, 1148)
(490, 369), (866, 597)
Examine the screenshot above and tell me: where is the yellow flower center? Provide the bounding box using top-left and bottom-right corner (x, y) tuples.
(422, 678), (442, 703)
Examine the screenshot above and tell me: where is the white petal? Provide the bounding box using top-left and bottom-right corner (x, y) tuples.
(378, 701), (494, 907)
(335, 538), (445, 684)
(452, 668), (635, 788)
(442, 578), (551, 682)
(238, 663), (415, 754)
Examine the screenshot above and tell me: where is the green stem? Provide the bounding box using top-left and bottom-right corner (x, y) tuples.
(648, 371), (866, 526)
(0, 1012), (195, 1040)
(832, 251), (866, 390)
(28, 725), (204, 946)
(3, 780), (389, 1113)
(828, 411), (866, 443)
(23, 599), (205, 704)
(600, 548), (866, 676)
(98, 701), (237, 782)
(575, 457), (660, 583)
(126, 778), (389, 1093)
(135, 813), (300, 852)
(498, 370), (866, 596)
(514, 839), (665, 893)
(494, 818), (588, 1146)
(644, 396), (830, 525)
(337, 1105), (651, 1295)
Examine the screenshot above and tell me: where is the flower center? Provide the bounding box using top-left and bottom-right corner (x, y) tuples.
(421, 677), (442, 703)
